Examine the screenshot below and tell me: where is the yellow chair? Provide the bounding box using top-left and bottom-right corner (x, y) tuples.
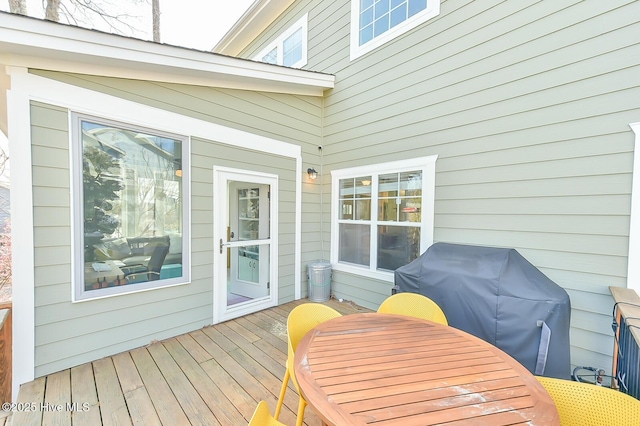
(248, 400), (286, 426)
(274, 303), (342, 426)
(537, 376), (640, 425)
(377, 292), (448, 325)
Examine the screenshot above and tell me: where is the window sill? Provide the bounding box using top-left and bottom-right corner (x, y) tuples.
(331, 263), (395, 283)
(73, 277), (190, 303)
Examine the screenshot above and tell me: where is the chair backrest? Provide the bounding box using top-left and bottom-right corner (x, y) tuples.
(286, 303), (342, 385)
(287, 303), (343, 350)
(146, 243), (169, 280)
(537, 376), (640, 425)
(377, 292), (448, 325)
(248, 400), (285, 426)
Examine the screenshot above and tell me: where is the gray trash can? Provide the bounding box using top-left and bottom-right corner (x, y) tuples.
(307, 261), (332, 302)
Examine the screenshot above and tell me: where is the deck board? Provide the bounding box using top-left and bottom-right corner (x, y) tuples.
(93, 358), (132, 426)
(8, 298), (370, 425)
(147, 341), (221, 425)
(129, 347), (190, 425)
(42, 369), (71, 426)
(69, 363), (101, 426)
(11, 376), (45, 426)
(111, 352), (161, 426)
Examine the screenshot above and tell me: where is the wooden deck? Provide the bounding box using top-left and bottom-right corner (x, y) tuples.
(2, 298), (372, 426)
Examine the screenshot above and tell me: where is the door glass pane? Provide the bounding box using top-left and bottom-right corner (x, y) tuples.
(227, 182), (271, 307)
(239, 187), (263, 240)
(339, 223), (370, 266)
(377, 225), (420, 271)
(237, 245), (260, 283)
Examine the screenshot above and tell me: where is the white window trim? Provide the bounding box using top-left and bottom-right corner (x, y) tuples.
(628, 122), (640, 293)
(350, 1), (440, 61)
(330, 155), (437, 282)
(70, 113), (192, 302)
(254, 13), (308, 68)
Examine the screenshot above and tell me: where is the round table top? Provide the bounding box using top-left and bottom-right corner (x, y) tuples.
(294, 312), (559, 426)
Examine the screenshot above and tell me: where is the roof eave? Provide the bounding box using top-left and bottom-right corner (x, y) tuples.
(213, 0), (295, 56)
(0, 12), (334, 97)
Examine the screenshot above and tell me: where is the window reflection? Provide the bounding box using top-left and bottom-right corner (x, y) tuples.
(81, 120), (184, 291)
(337, 169), (423, 272)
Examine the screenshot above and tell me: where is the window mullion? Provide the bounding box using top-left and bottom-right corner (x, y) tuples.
(370, 175), (379, 271)
(277, 41), (284, 65)
(419, 167), (428, 251)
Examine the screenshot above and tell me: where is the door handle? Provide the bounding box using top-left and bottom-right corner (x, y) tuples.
(219, 238), (230, 254)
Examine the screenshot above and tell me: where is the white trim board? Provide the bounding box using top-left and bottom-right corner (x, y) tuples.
(0, 12), (334, 96)
(214, 0), (296, 56)
(212, 167), (280, 323)
(329, 155), (437, 282)
(254, 13), (308, 69)
(628, 122), (640, 293)
(7, 68), (303, 396)
(6, 67), (35, 402)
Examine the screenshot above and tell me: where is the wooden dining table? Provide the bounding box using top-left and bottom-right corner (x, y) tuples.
(294, 312), (560, 425)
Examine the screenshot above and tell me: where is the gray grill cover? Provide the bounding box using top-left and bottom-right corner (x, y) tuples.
(394, 242), (571, 379)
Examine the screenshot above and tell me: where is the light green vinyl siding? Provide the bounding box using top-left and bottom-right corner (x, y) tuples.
(239, 0), (640, 372)
(30, 73), (325, 276)
(29, 70), (323, 375)
(190, 139), (298, 300)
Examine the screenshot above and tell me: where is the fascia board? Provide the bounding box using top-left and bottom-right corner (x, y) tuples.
(213, 0), (295, 56)
(0, 12), (333, 96)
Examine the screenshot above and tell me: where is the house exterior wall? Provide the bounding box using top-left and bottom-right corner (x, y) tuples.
(28, 71), (322, 376)
(237, 0), (640, 372)
(32, 70), (326, 281)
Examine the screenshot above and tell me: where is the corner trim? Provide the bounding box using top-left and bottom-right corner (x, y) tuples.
(6, 66), (35, 400)
(628, 122), (640, 293)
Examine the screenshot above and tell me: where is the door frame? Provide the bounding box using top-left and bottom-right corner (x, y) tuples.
(213, 166), (279, 323)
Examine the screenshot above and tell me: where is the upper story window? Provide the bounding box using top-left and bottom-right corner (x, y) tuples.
(331, 155), (437, 282)
(350, 0), (440, 60)
(255, 14), (308, 68)
(72, 114), (190, 301)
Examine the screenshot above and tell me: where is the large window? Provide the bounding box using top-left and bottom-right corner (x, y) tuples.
(350, 0), (440, 60)
(72, 115), (189, 300)
(254, 14), (308, 68)
(331, 156), (437, 280)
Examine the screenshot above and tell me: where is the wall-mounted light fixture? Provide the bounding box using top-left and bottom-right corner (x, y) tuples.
(307, 168), (318, 180)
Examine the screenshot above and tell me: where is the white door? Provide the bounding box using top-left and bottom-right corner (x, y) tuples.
(213, 167), (278, 323)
